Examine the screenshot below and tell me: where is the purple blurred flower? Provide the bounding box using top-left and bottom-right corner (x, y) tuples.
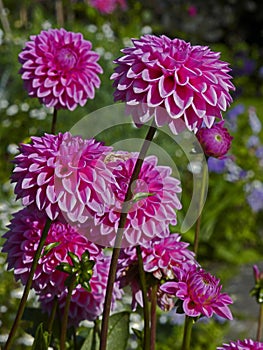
(217, 339), (263, 349)
(247, 135), (260, 148)
(19, 28), (102, 110)
(246, 183), (263, 213)
(111, 34), (235, 134)
(225, 104), (244, 132)
(89, 0), (127, 14)
(196, 122), (233, 158)
(208, 157), (227, 174)
(160, 264), (233, 320)
(248, 107), (262, 134)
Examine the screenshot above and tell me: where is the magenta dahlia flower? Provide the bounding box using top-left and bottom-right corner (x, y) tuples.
(217, 339), (263, 349)
(117, 234), (196, 309)
(111, 35), (235, 134)
(196, 121), (233, 158)
(2, 206), (102, 297)
(39, 256), (122, 326)
(11, 132), (113, 220)
(19, 28), (102, 110)
(160, 264), (233, 320)
(86, 153), (182, 247)
(89, 0), (127, 14)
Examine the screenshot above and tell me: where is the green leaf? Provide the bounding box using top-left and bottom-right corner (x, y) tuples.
(80, 327), (99, 350)
(107, 311), (130, 350)
(42, 241), (61, 256)
(32, 323), (50, 350)
(68, 251), (80, 266)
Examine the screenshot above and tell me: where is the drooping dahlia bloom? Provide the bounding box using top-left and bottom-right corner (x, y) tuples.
(11, 132), (114, 221)
(19, 28), (102, 110)
(217, 339), (263, 349)
(160, 264), (233, 320)
(86, 153), (182, 247)
(89, 0), (127, 14)
(2, 206), (102, 297)
(111, 35), (235, 134)
(250, 264), (263, 304)
(117, 234), (196, 309)
(196, 121), (233, 158)
(39, 256), (122, 326)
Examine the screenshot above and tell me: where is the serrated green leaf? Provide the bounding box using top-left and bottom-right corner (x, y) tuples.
(32, 323), (50, 350)
(107, 311), (130, 350)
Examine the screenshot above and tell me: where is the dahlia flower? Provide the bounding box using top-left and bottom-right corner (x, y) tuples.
(87, 153), (182, 247)
(89, 0), (127, 14)
(196, 121), (233, 158)
(19, 28), (102, 110)
(39, 256), (122, 326)
(11, 132), (114, 221)
(2, 206), (102, 297)
(117, 234), (196, 309)
(217, 339), (263, 349)
(111, 34), (235, 134)
(160, 264), (233, 319)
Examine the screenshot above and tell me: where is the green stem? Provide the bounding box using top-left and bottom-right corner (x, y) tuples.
(60, 274), (77, 350)
(4, 219), (51, 350)
(99, 121), (157, 350)
(51, 108), (58, 134)
(47, 296), (58, 334)
(136, 246), (150, 350)
(193, 161), (207, 257)
(181, 316), (193, 350)
(150, 284), (158, 350)
(257, 303), (263, 341)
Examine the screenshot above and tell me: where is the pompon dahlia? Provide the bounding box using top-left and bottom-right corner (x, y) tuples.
(217, 339), (263, 349)
(196, 121), (233, 158)
(39, 256), (123, 326)
(19, 28), (102, 110)
(116, 234), (196, 309)
(2, 206), (102, 297)
(11, 132), (113, 220)
(160, 264), (233, 320)
(111, 34), (235, 134)
(86, 153), (182, 247)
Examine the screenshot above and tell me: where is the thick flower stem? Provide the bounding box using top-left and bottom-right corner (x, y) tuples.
(60, 274), (77, 350)
(136, 246), (150, 350)
(51, 108), (58, 134)
(4, 219), (51, 350)
(256, 303), (263, 341)
(150, 284), (158, 350)
(193, 161), (207, 257)
(181, 316), (193, 350)
(99, 121), (157, 350)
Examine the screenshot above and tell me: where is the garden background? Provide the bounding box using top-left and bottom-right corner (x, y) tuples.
(0, 0), (263, 349)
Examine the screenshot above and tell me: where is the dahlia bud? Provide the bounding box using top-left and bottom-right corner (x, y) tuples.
(250, 265), (263, 303)
(196, 122), (233, 158)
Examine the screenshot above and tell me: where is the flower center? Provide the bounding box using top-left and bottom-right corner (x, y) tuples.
(214, 134), (222, 142)
(56, 47), (78, 70)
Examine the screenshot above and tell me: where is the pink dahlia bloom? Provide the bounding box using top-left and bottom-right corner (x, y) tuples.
(2, 207), (102, 297)
(196, 121), (233, 158)
(39, 256), (122, 326)
(11, 132), (113, 220)
(87, 153), (182, 247)
(19, 28), (102, 110)
(160, 264), (233, 320)
(111, 35), (235, 134)
(117, 234), (196, 309)
(217, 339), (263, 349)
(89, 0), (127, 14)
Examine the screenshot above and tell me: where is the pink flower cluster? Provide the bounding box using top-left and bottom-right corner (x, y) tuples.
(2, 207), (121, 325)
(89, 0), (127, 14)
(217, 339), (263, 349)
(19, 28), (102, 110)
(111, 34), (235, 134)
